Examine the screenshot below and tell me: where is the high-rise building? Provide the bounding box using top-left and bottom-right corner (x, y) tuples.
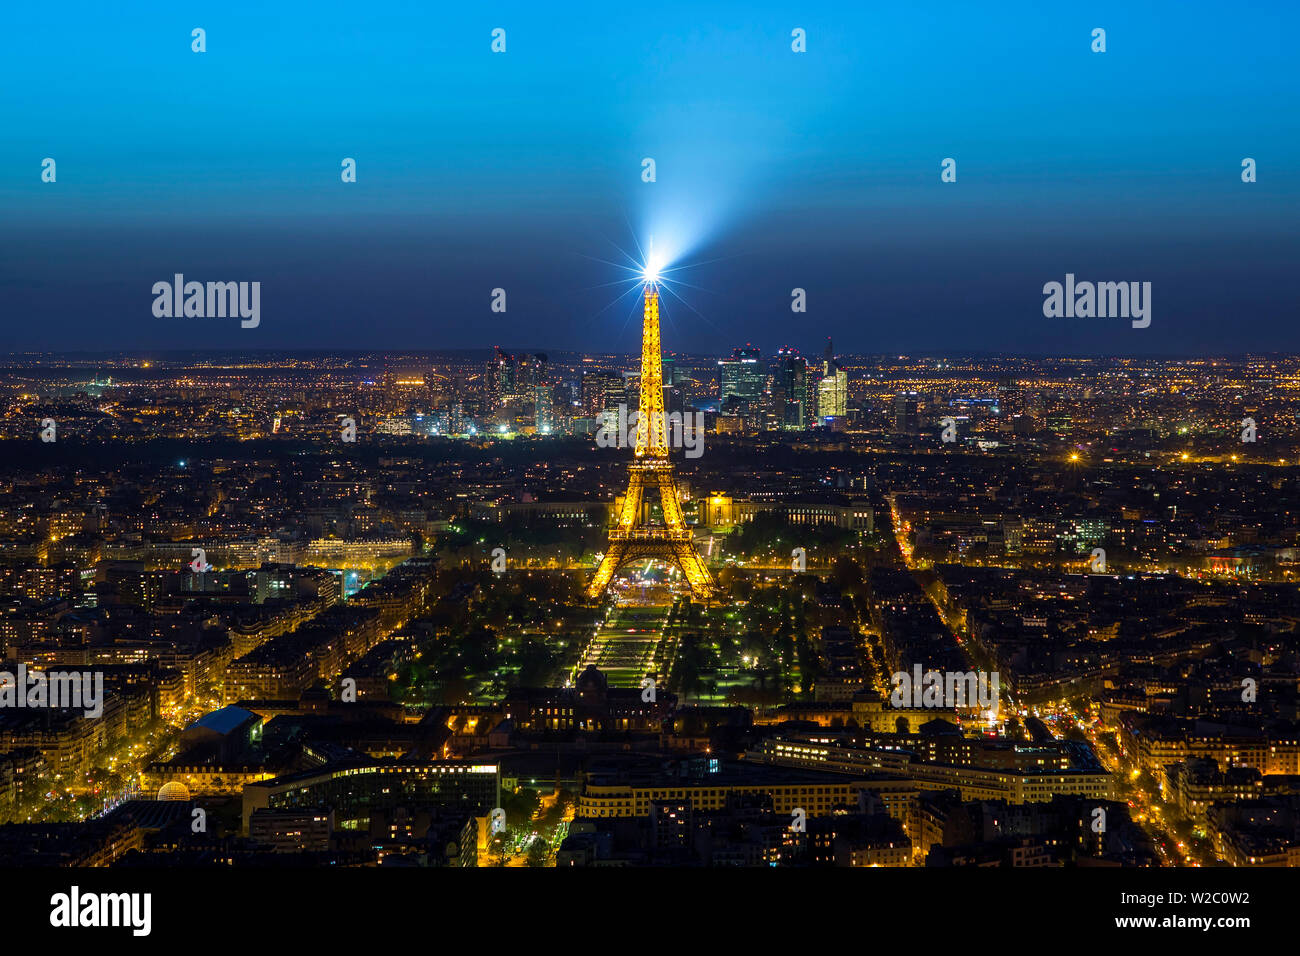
(486, 349), (547, 410)
(893, 392), (921, 435)
(996, 377), (1022, 417)
(517, 353), (548, 394)
(604, 375), (630, 431)
(773, 348), (811, 429)
(582, 370), (626, 421)
(535, 384), (554, 433)
(817, 338), (847, 420)
(485, 347), (515, 407)
(719, 346), (764, 403)
(662, 357), (678, 388)
(818, 368), (848, 419)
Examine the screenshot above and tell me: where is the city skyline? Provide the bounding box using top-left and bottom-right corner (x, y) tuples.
(1, 1), (1292, 935)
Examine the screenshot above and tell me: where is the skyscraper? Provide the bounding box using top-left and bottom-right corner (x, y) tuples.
(773, 348), (811, 429)
(719, 346), (764, 403)
(485, 347), (515, 408)
(818, 368), (848, 419)
(817, 338), (847, 420)
(996, 377), (1022, 417)
(893, 392), (921, 434)
(534, 384), (554, 433)
(582, 370), (625, 420)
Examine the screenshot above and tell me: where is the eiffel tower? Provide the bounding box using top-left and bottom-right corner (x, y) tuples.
(588, 273), (717, 602)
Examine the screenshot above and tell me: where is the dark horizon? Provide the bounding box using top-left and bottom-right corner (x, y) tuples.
(6, 347), (1300, 363)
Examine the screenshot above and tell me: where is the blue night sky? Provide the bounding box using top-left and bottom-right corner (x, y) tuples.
(0, 0), (1297, 355)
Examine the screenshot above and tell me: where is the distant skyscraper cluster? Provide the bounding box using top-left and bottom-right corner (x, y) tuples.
(483, 347), (551, 433)
(485, 348), (548, 407)
(716, 339), (850, 434)
(466, 334), (855, 440)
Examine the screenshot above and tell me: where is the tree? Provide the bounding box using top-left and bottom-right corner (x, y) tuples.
(526, 838), (550, 867)
(500, 786), (541, 824)
(832, 556), (864, 593)
(489, 835), (509, 867)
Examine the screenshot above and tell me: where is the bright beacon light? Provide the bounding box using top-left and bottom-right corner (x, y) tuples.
(643, 236), (663, 283)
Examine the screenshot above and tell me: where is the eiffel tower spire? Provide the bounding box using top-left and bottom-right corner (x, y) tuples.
(588, 278), (717, 601)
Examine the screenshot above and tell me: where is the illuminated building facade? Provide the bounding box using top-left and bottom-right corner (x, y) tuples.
(242, 761), (500, 831)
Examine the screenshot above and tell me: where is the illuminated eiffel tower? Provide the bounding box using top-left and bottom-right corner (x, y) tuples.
(588, 271), (717, 602)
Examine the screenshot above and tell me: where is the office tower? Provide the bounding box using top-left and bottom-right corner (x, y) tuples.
(580, 369), (618, 419)
(719, 346), (764, 403)
(535, 384), (554, 433)
(773, 347), (811, 429)
(817, 338), (847, 420)
(604, 375), (630, 432)
(818, 368), (848, 419)
(996, 377), (1022, 416)
(581, 369), (606, 418)
(663, 384), (685, 419)
(893, 392), (921, 434)
(485, 347), (515, 407)
(516, 352), (547, 395)
(448, 402), (467, 434)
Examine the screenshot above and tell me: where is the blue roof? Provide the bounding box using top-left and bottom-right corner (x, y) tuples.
(187, 706), (258, 736)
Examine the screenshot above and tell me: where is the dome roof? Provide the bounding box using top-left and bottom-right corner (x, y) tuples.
(575, 664), (607, 692)
(157, 781), (191, 802)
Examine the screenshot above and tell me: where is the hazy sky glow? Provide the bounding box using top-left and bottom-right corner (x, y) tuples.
(1, 1), (1297, 354)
